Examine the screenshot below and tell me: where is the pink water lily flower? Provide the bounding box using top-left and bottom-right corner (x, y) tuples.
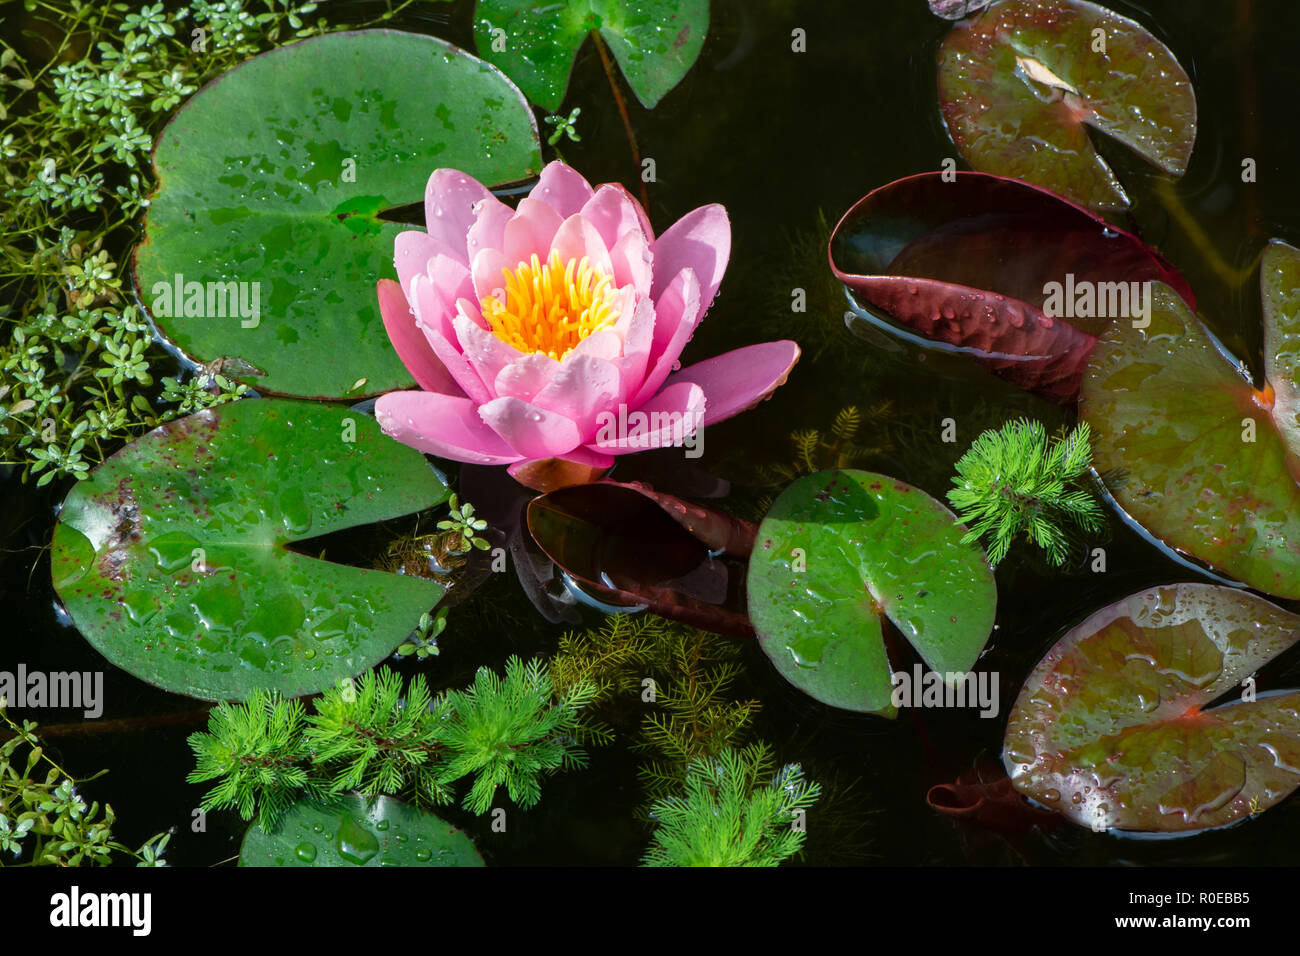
(373, 160), (800, 485)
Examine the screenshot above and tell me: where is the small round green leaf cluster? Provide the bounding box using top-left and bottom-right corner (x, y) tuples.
(1, 1), (419, 484)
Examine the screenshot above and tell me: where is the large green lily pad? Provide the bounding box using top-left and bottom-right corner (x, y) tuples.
(937, 0), (1196, 211)
(474, 0), (708, 111)
(747, 470), (997, 716)
(133, 30), (541, 399)
(1005, 583), (1300, 833)
(51, 399), (447, 701)
(1081, 242), (1300, 598)
(240, 794), (484, 866)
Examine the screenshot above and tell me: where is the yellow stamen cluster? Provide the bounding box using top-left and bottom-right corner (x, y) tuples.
(481, 251), (620, 359)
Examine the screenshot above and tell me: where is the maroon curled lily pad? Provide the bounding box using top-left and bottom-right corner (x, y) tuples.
(50, 399), (447, 701)
(1081, 242), (1300, 598)
(829, 171), (1193, 403)
(526, 480), (755, 637)
(746, 470), (996, 716)
(1005, 584), (1300, 833)
(937, 0), (1197, 211)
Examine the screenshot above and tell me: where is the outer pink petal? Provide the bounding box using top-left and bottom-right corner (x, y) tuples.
(550, 214), (613, 278)
(531, 353), (622, 441)
(615, 297), (655, 403)
(579, 184), (652, 249)
(411, 275), (492, 404)
(377, 279), (462, 396)
(504, 197), (564, 268)
(651, 204), (730, 319)
(424, 254), (475, 328)
(395, 231), (458, 296)
(587, 381), (706, 455)
(531, 161), (596, 219)
(454, 310), (519, 396)
(632, 268), (700, 407)
(479, 396), (582, 459)
(466, 196), (514, 261)
(660, 341), (800, 426)
(424, 169), (492, 257)
(375, 391), (521, 465)
(495, 353), (562, 403)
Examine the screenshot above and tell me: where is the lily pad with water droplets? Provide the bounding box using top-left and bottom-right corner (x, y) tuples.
(1081, 242), (1300, 598)
(132, 29), (542, 399)
(240, 794), (484, 866)
(474, 0), (709, 111)
(937, 0), (1196, 211)
(50, 398), (447, 702)
(746, 470), (996, 716)
(1005, 584), (1300, 833)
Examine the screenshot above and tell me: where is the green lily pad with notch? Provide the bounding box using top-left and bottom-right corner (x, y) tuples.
(1005, 583), (1300, 833)
(1081, 242), (1300, 598)
(937, 0), (1196, 211)
(474, 0), (709, 111)
(132, 29), (542, 399)
(747, 470), (997, 716)
(240, 794), (484, 866)
(50, 398), (447, 702)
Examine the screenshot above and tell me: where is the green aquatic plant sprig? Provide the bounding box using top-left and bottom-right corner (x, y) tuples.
(187, 658), (598, 828)
(947, 418), (1105, 566)
(0, 705), (169, 866)
(642, 744), (821, 867)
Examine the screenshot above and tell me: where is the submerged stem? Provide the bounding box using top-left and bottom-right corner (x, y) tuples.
(591, 29), (651, 211)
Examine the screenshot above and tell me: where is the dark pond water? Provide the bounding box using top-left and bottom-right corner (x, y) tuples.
(5, 0), (1300, 866)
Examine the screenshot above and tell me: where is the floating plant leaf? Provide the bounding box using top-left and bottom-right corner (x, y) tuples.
(746, 470), (996, 716)
(474, 0), (709, 111)
(829, 171), (1192, 403)
(240, 794), (484, 866)
(1005, 584), (1300, 833)
(132, 30), (542, 399)
(526, 481), (754, 637)
(1081, 243), (1300, 598)
(937, 0), (1196, 211)
(50, 399), (447, 701)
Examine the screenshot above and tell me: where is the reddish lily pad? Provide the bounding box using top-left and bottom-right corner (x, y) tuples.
(1005, 584), (1300, 833)
(938, 0), (1196, 211)
(526, 481), (754, 637)
(829, 171), (1193, 403)
(51, 399), (447, 701)
(746, 470), (996, 716)
(1081, 242), (1300, 598)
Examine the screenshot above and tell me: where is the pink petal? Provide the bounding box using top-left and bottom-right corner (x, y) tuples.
(395, 231), (458, 296)
(504, 197), (564, 268)
(479, 396), (582, 459)
(569, 328), (623, 361)
(531, 353), (622, 441)
(377, 279), (462, 396)
(579, 184), (652, 249)
(466, 195), (514, 261)
(410, 275), (492, 404)
(607, 228), (652, 297)
(651, 204), (730, 319)
(495, 353), (562, 403)
(531, 161), (596, 219)
(375, 391), (521, 465)
(660, 341), (801, 426)
(424, 254), (475, 324)
(587, 381), (706, 455)
(550, 214), (613, 278)
(615, 297), (655, 402)
(471, 247), (511, 303)
(632, 268), (701, 407)
(424, 169), (493, 256)
(454, 310), (520, 395)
